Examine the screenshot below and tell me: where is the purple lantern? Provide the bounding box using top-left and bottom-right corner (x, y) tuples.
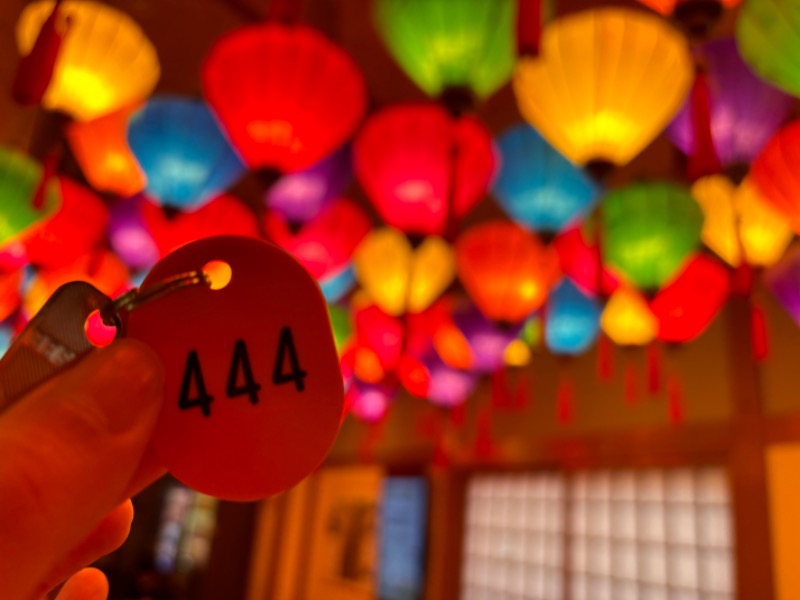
(765, 245), (800, 327)
(108, 195), (159, 271)
(347, 380), (396, 423)
(422, 352), (478, 407)
(265, 144), (351, 224)
(668, 38), (793, 169)
(451, 303), (523, 373)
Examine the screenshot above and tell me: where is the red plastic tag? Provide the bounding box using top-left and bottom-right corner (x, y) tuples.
(126, 236), (344, 500)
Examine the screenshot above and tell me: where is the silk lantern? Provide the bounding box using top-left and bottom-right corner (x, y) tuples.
(403, 351), (478, 407)
(127, 96), (246, 210)
(16, 1), (159, 121)
(202, 23), (366, 172)
(751, 121), (800, 234)
(494, 124), (600, 235)
(668, 39), (792, 169)
(373, 0), (515, 100)
(691, 175), (792, 268)
(457, 220), (558, 323)
(320, 265), (357, 304)
(650, 254), (729, 343)
(514, 8), (692, 166)
(354, 104), (495, 237)
(265, 145), (351, 224)
(601, 286), (658, 346)
(264, 198), (371, 282)
(347, 380), (396, 423)
(602, 182), (703, 291)
(554, 225), (619, 297)
(328, 304), (353, 356)
(737, 0), (800, 97)
(23, 177), (108, 269)
(765, 245), (800, 326)
(66, 104), (145, 197)
(108, 195), (160, 271)
(638, 0), (741, 16)
(350, 304), (404, 383)
(544, 279), (601, 356)
(24, 250), (129, 316)
(141, 194), (259, 258)
(0, 147), (60, 246)
(354, 228), (455, 317)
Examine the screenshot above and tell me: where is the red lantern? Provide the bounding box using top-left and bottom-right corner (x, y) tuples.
(264, 198), (371, 281)
(353, 104), (495, 236)
(202, 23), (366, 172)
(23, 177), (109, 269)
(650, 254), (729, 343)
(0, 270), (22, 322)
(351, 304), (404, 383)
(751, 121), (800, 234)
(456, 220), (559, 323)
(554, 225), (619, 297)
(142, 194), (259, 258)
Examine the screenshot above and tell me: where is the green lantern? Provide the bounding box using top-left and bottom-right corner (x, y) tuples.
(0, 147), (60, 246)
(736, 0), (800, 97)
(602, 182), (703, 291)
(373, 0), (516, 100)
(328, 304), (353, 355)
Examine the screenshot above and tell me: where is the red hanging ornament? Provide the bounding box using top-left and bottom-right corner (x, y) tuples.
(12, 0), (70, 106)
(491, 369), (511, 409)
(474, 406), (494, 460)
(647, 343), (662, 394)
(513, 375), (531, 411)
(750, 302), (770, 362)
(597, 333), (614, 381)
(556, 371), (574, 424)
(517, 0), (543, 57)
(667, 376), (685, 424)
(624, 360), (639, 405)
(687, 68), (722, 182)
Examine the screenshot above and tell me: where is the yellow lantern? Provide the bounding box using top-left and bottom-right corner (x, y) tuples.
(514, 8), (692, 166)
(691, 175), (793, 268)
(66, 103), (146, 197)
(601, 286), (658, 346)
(16, 1), (160, 121)
(353, 228), (455, 317)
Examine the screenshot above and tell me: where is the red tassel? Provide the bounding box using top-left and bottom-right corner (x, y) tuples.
(687, 69), (721, 182)
(556, 373), (574, 424)
(491, 369), (510, 409)
(731, 263), (755, 297)
(513, 375), (531, 410)
(475, 407), (494, 459)
(624, 361), (639, 405)
(432, 433), (450, 469)
(750, 302), (770, 362)
(449, 401), (466, 428)
(597, 334), (613, 381)
(516, 0), (542, 57)
(357, 420), (385, 463)
(667, 376), (685, 425)
(12, 1), (70, 106)
(647, 343), (662, 394)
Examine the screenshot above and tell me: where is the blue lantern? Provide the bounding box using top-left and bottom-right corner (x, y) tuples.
(127, 96), (246, 210)
(493, 124), (600, 234)
(320, 264), (357, 303)
(545, 278), (601, 356)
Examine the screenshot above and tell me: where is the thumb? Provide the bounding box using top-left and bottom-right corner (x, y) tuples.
(0, 339), (164, 600)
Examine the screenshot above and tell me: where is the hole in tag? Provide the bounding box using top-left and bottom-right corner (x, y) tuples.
(85, 309), (117, 347)
(203, 260), (232, 290)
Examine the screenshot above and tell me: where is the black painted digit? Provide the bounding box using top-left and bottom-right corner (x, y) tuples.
(179, 350), (213, 417)
(226, 339), (261, 405)
(273, 327), (307, 391)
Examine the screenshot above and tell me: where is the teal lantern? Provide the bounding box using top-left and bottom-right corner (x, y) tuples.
(736, 0), (800, 97)
(373, 0), (516, 100)
(0, 147), (60, 246)
(545, 279), (601, 356)
(602, 182), (703, 291)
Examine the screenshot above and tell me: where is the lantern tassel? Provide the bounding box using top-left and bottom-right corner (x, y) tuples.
(556, 372), (574, 424)
(449, 401), (467, 428)
(516, 0), (542, 57)
(12, 0), (70, 106)
(667, 375), (685, 425)
(597, 334), (613, 381)
(357, 420), (385, 463)
(31, 150), (60, 210)
(687, 68), (721, 182)
(491, 369), (511, 409)
(750, 302), (770, 362)
(475, 407), (494, 460)
(647, 343), (662, 394)
(514, 375), (531, 410)
(624, 360), (639, 405)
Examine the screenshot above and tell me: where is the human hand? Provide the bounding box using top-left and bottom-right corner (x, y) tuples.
(0, 339), (165, 600)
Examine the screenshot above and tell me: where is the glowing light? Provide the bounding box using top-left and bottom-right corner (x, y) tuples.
(601, 286), (658, 346)
(514, 8), (692, 165)
(544, 279), (601, 356)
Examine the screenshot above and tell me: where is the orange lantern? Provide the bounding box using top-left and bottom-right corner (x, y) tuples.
(456, 220), (559, 323)
(24, 250), (129, 317)
(66, 104), (145, 198)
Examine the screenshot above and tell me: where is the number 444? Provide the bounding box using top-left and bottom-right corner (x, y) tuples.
(179, 327), (306, 417)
